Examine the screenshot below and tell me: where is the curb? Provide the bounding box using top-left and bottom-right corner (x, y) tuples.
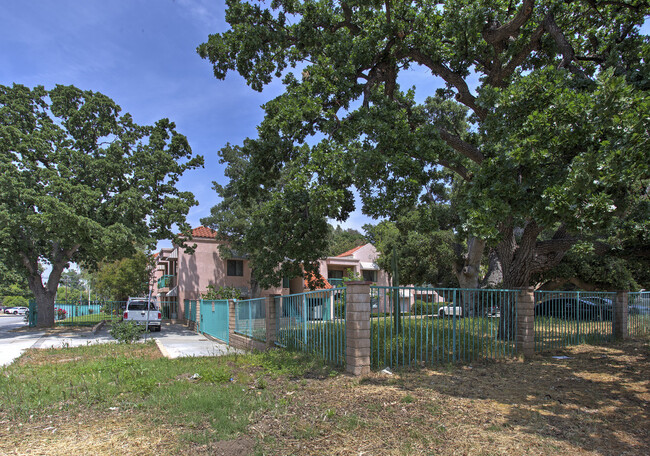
(155, 339), (171, 359)
(92, 320), (106, 334)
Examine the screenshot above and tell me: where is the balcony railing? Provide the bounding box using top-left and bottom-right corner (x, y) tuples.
(157, 275), (175, 289)
(327, 278), (344, 287)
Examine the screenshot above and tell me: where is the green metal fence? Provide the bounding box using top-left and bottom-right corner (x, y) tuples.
(28, 300), (125, 327)
(184, 299), (198, 325)
(275, 288), (347, 367)
(370, 287), (518, 368)
(534, 290), (616, 351)
(235, 298), (266, 342)
(159, 300), (179, 320)
(628, 291), (650, 336)
(200, 299), (229, 343)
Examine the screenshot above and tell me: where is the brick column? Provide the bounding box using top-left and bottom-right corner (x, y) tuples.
(228, 299), (236, 343)
(516, 287), (535, 359)
(613, 291), (628, 339)
(196, 299), (202, 334)
(265, 296), (277, 349)
(345, 282), (371, 376)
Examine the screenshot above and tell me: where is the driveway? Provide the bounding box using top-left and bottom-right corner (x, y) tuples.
(0, 317), (236, 367)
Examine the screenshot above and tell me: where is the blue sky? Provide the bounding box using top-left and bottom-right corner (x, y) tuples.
(1, 0), (403, 251)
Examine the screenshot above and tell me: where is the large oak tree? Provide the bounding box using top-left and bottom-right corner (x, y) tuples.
(199, 1), (648, 294)
(0, 84), (203, 327)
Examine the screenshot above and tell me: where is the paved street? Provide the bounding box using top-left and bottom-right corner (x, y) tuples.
(0, 315), (45, 366)
(0, 315), (236, 367)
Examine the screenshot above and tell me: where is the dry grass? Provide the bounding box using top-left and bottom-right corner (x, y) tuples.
(255, 338), (649, 455)
(15, 341), (162, 367)
(0, 338), (647, 456)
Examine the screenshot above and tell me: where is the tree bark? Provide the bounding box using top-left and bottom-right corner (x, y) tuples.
(22, 244), (79, 328)
(454, 237), (486, 316)
(482, 249), (503, 288)
(454, 237), (485, 289)
(496, 221), (576, 339)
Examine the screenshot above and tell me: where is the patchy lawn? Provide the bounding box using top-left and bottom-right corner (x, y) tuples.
(0, 338), (647, 455)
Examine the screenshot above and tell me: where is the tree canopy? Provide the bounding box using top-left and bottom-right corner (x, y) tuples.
(92, 251), (154, 302)
(327, 225), (367, 257)
(364, 205), (458, 287)
(199, 0), (649, 292)
(0, 84), (203, 326)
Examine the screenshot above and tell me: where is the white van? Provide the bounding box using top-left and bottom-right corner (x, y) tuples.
(123, 297), (161, 331)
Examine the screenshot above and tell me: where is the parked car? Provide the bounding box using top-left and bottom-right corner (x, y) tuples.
(6, 306), (29, 315)
(629, 292), (650, 316)
(486, 306), (501, 318)
(123, 297), (161, 331)
(438, 305), (463, 318)
(535, 297), (612, 321)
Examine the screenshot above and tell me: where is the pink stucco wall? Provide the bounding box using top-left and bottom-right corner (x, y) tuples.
(155, 239), (393, 319)
(175, 238), (283, 300)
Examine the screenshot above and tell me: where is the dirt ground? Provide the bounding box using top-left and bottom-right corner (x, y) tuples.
(253, 338), (649, 456)
(1, 338), (647, 456)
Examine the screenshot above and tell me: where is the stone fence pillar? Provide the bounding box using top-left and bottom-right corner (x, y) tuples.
(196, 299), (202, 333)
(228, 299), (236, 341)
(266, 296), (277, 349)
(345, 281), (371, 376)
(613, 291), (628, 339)
(516, 287), (535, 359)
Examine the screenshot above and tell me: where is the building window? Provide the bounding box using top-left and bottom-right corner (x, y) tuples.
(282, 277), (290, 288)
(227, 260), (244, 276)
(362, 270), (377, 282)
(328, 270), (344, 279)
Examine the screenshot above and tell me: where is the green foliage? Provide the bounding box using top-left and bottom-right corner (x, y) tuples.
(365, 206), (458, 287)
(0, 264), (32, 298)
(93, 250), (153, 302)
(411, 300), (446, 316)
(327, 225), (367, 257)
(198, 0), (649, 290)
(202, 284), (242, 300)
(108, 321), (145, 344)
(196, 365), (232, 384)
(342, 269), (363, 284)
(0, 84), (203, 327)
(60, 270), (86, 293)
(2, 295), (28, 307)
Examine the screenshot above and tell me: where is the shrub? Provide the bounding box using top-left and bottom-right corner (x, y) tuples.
(412, 300), (435, 315)
(109, 321), (145, 344)
(412, 300), (451, 315)
(2, 296), (28, 308)
(55, 308), (68, 320)
(202, 284), (242, 300)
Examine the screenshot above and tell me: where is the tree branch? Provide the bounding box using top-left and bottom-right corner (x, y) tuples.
(438, 129), (484, 164)
(406, 49), (488, 121)
(437, 159), (471, 181)
(498, 23), (545, 84)
(543, 13), (587, 78)
(482, 0), (535, 46)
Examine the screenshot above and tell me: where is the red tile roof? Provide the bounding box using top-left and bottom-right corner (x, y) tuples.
(336, 244), (366, 258)
(304, 272), (333, 290)
(191, 226), (217, 239)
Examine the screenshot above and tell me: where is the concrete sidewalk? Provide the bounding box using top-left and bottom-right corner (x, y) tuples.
(150, 323), (240, 358)
(0, 320), (237, 367)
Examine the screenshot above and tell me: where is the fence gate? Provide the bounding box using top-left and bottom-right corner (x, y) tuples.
(200, 299), (229, 343)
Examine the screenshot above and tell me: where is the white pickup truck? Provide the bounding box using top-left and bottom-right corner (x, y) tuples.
(438, 305), (463, 318)
(123, 297), (162, 331)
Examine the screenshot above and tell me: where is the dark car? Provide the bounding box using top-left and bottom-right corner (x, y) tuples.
(535, 297), (613, 321)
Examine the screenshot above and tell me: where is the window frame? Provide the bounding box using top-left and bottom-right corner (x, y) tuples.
(227, 259), (244, 277)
